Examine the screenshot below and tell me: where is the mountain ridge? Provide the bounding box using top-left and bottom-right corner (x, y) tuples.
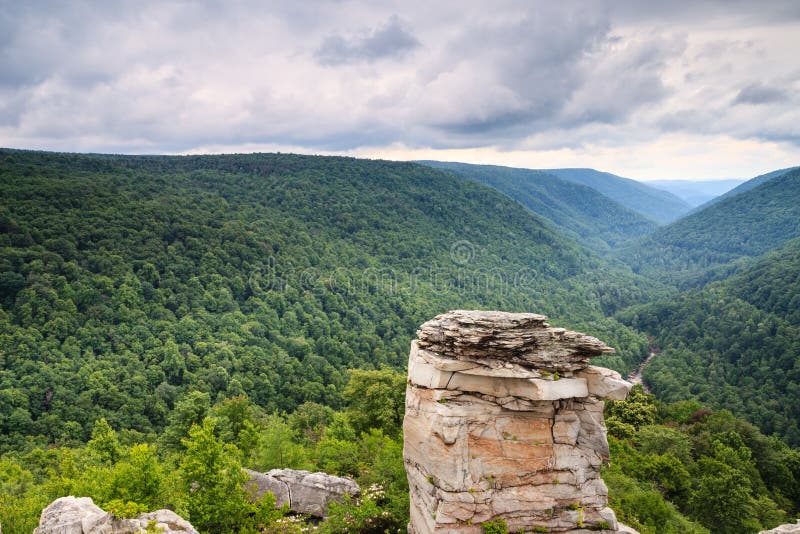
(617, 167), (800, 287)
(645, 178), (745, 207)
(696, 166), (799, 211)
(543, 167), (691, 224)
(418, 160), (658, 252)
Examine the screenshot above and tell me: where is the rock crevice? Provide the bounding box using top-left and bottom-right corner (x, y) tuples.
(404, 310), (635, 533)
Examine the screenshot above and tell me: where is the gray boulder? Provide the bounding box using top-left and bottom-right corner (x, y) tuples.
(33, 496), (198, 534)
(761, 521), (800, 533)
(245, 468), (360, 517)
(34, 497), (106, 534)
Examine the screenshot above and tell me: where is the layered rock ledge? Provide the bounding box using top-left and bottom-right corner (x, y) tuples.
(404, 310), (635, 533)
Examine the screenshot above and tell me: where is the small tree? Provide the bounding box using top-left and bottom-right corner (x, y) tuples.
(343, 368), (406, 437)
(159, 390), (210, 452)
(87, 418), (121, 464)
(176, 417), (251, 531)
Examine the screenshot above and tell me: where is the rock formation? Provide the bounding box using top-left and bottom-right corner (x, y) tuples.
(245, 468), (360, 518)
(33, 496), (197, 534)
(761, 521), (800, 534)
(404, 310), (635, 533)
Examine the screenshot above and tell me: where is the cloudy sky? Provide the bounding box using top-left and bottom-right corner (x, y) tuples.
(2, 0), (799, 180)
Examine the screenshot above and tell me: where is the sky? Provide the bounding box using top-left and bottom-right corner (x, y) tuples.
(1, 0), (799, 180)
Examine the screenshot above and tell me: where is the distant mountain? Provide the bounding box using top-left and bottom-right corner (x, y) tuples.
(418, 161), (658, 252)
(618, 168), (800, 286)
(618, 236), (800, 445)
(542, 168), (691, 224)
(645, 179), (744, 207)
(698, 166), (799, 209)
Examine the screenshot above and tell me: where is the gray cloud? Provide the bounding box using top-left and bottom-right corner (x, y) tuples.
(734, 82), (789, 105)
(315, 15), (419, 65)
(0, 0), (799, 165)
(409, 6), (612, 141)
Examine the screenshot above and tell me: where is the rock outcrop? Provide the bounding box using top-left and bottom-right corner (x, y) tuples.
(245, 468), (360, 518)
(404, 310), (635, 533)
(761, 521), (800, 533)
(33, 496), (197, 534)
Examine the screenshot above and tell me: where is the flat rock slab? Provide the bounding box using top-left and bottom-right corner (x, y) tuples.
(245, 468), (359, 518)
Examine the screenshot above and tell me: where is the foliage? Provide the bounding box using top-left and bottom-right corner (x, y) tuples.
(481, 518), (509, 534)
(606, 385), (658, 432)
(318, 496), (397, 534)
(0, 149), (651, 452)
(618, 168), (800, 287)
(104, 499), (149, 518)
(87, 417), (122, 464)
(421, 161), (659, 252)
(0, 376), (410, 533)
(604, 395), (800, 534)
(619, 285), (800, 445)
(343, 368), (406, 437)
(175, 417), (253, 530)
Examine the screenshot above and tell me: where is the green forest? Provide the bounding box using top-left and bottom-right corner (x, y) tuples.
(618, 168), (800, 287)
(0, 149), (651, 452)
(1, 149), (800, 533)
(419, 161), (657, 252)
(617, 238), (800, 445)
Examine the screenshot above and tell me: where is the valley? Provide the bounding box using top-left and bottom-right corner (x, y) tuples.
(1, 149), (799, 533)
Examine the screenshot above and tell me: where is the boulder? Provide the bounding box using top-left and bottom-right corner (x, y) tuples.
(34, 497), (107, 534)
(33, 496), (197, 534)
(245, 468), (360, 517)
(404, 310), (633, 533)
(761, 520), (800, 533)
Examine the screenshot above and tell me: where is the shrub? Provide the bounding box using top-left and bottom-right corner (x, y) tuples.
(482, 518), (509, 534)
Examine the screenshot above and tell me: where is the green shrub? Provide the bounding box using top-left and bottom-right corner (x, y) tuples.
(482, 518), (509, 534)
(103, 499), (149, 518)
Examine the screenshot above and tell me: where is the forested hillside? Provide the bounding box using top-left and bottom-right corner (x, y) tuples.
(618, 168), (800, 286)
(603, 387), (800, 533)
(543, 168), (690, 224)
(617, 240), (800, 445)
(724, 237), (800, 326)
(419, 161), (658, 252)
(0, 149), (651, 453)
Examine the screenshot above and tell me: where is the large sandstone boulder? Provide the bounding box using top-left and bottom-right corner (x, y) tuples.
(33, 496), (197, 534)
(245, 468), (360, 517)
(404, 310), (635, 533)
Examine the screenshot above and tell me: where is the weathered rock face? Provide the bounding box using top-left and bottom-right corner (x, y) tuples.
(33, 496), (198, 534)
(404, 310), (635, 533)
(245, 468), (360, 518)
